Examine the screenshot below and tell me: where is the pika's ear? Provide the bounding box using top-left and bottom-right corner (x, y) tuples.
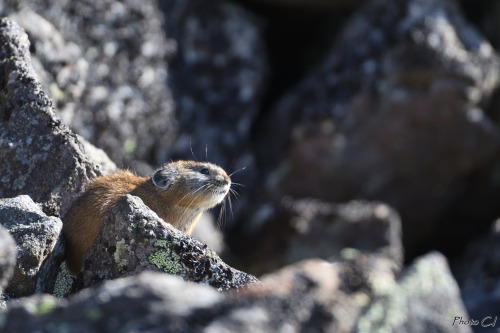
(152, 169), (174, 189)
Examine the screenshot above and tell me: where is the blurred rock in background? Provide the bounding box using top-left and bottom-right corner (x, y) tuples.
(2, 0), (177, 170)
(229, 0), (500, 272)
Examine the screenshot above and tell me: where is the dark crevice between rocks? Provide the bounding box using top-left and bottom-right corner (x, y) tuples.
(233, 1), (357, 130)
(432, 158), (500, 260)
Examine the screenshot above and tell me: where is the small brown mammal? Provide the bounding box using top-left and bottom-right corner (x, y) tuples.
(63, 160), (231, 275)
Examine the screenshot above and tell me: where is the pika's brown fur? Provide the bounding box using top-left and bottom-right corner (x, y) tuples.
(62, 160), (231, 275)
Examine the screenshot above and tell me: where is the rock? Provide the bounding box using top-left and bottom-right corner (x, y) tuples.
(253, 0), (500, 259)
(76, 195), (258, 292)
(283, 199), (403, 266)
(160, 0), (269, 218)
(0, 17), (100, 217)
(35, 238), (66, 297)
(1, 273), (222, 332)
(0, 225), (16, 291)
(453, 219), (500, 330)
(1, 0), (177, 166)
(231, 198), (403, 275)
(0, 252), (469, 332)
(354, 252), (471, 333)
(0, 225), (16, 311)
(0, 196), (63, 297)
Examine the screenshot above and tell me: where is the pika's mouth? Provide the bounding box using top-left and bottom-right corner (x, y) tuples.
(206, 181), (230, 193)
(214, 185), (230, 195)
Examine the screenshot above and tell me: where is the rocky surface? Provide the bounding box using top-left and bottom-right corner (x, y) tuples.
(248, 0), (500, 261)
(0, 225), (16, 310)
(0, 14), (258, 297)
(0, 196), (63, 297)
(2, 0), (500, 331)
(1, 0), (177, 167)
(77, 195), (258, 292)
(0, 252), (470, 333)
(0, 17), (100, 217)
(231, 199), (403, 275)
(453, 220), (500, 332)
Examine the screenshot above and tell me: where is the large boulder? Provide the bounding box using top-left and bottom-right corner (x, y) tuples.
(76, 195), (258, 292)
(0, 17), (100, 217)
(0, 225), (16, 310)
(454, 220), (500, 330)
(0, 196), (63, 297)
(1, 0), (177, 167)
(231, 199), (403, 275)
(251, 0), (500, 259)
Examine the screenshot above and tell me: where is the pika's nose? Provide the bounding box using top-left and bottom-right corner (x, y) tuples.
(215, 175), (228, 185)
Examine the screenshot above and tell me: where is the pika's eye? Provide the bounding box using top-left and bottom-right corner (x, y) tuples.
(200, 167), (210, 175)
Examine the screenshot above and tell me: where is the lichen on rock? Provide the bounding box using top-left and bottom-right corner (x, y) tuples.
(147, 239), (182, 274)
(76, 195), (259, 292)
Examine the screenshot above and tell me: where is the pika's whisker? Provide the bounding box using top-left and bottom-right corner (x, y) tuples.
(229, 188), (240, 198)
(227, 192), (234, 222)
(229, 167), (246, 178)
(175, 183), (209, 207)
(217, 200), (225, 229)
(178, 185), (209, 225)
(190, 140), (198, 162)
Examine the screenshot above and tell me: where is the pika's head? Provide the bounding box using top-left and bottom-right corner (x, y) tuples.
(151, 161), (231, 209)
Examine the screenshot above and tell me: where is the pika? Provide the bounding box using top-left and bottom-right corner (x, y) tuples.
(62, 160), (231, 275)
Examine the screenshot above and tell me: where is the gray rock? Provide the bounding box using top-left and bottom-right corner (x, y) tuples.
(254, 0), (500, 259)
(0, 225), (16, 311)
(0, 196), (63, 297)
(454, 220), (500, 333)
(1, 273), (221, 332)
(76, 195), (258, 292)
(0, 17), (100, 217)
(285, 199), (403, 266)
(355, 252), (472, 333)
(0, 252), (469, 332)
(231, 199), (403, 275)
(0, 225), (16, 292)
(35, 237), (66, 296)
(1, 0), (177, 166)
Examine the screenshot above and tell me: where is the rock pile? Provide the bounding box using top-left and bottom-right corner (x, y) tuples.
(1, 0), (500, 331)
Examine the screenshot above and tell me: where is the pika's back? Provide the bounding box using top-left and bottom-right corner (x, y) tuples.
(62, 161), (231, 275)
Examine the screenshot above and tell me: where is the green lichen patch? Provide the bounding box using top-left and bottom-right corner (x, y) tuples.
(148, 238), (182, 274)
(148, 251), (182, 274)
(153, 239), (168, 248)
